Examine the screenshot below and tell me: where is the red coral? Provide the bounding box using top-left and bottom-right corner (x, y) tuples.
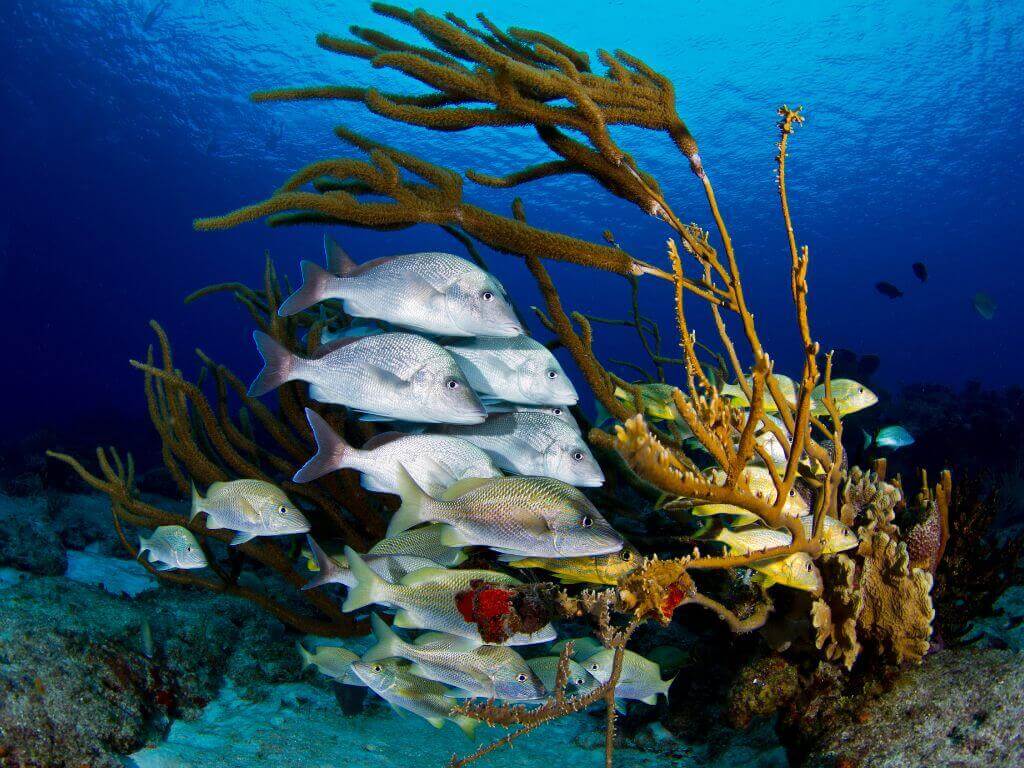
(456, 580), (516, 643)
(661, 583), (687, 619)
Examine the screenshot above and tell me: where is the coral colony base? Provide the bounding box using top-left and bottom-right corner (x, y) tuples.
(51, 4), (960, 767)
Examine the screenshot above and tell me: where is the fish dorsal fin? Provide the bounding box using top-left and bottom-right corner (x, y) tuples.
(399, 567), (452, 586)
(363, 431), (408, 450)
(324, 234), (358, 276)
(440, 476), (494, 500)
(345, 254), (398, 278)
(311, 336), (363, 358)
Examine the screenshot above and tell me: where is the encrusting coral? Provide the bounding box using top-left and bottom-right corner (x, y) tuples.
(54, 5), (952, 766)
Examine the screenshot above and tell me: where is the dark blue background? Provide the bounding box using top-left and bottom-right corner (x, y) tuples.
(2, 0), (1021, 454)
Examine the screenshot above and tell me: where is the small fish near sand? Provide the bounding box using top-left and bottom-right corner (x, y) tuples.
(279, 236), (523, 339)
(386, 469), (624, 558)
(434, 411), (604, 487)
(249, 330), (486, 425)
(341, 548), (557, 645)
(875, 281), (903, 299)
(294, 407), (501, 494)
(864, 425), (915, 450)
(444, 335), (579, 406)
(972, 292), (996, 320)
(137, 525), (207, 571)
(190, 479), (309, 545)
(584, 648), (676, 705)
(297, 642), (361, 683)
(348, 658), (479, 738)
(364, 613), (545, 700)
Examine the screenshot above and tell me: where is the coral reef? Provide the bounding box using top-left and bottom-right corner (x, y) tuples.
(49, 4), (963, 766)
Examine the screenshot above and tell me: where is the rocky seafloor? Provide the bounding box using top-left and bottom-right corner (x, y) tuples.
(0, 489), (1021, 768)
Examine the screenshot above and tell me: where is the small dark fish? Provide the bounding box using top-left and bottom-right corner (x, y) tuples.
(875, 282), (903, 299)
(856, 354), (881, 378)
(912, 262), (928, 282)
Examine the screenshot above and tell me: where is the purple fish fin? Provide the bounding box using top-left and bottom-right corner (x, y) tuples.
(324, 234), (358, 275)
(294, 408), (350, 483)
(248, 331), (299, 396)
(279, 260), (345, 317)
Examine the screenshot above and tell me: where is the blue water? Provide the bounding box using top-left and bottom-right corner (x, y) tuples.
(2, 0), (1022, 449)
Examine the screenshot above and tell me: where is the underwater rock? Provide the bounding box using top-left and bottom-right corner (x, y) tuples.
(0, 576), (302, 766)
(726, 656), (799, 729)
(52, 492), (128, 555)
(803, 648), (1024, 767)
(961, 586), (1024, 651)
(0, 494), (66, 575)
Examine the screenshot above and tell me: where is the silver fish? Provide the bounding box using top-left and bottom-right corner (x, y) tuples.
(294, 408), (501, 494)
(297, 642), (360, 683)
(485, 402), (582, 434)
(387, 470), (623, 558)
(432, 412), (604, 487)
(137, 525), (207, 570)
(189, 480), (309, 546)
(526, 655), (599, 698)
(302, 535), (441, 591)
(349, 658), (478, 738)
(279, 238), (522, 338)
(248, 331), (486, 425)
(444, 335), (578, 406)
(367, 524), (468, 567)
(584, 649), (675, 704)
(364, 614), (545, 700)
(342, 548), (557, 645)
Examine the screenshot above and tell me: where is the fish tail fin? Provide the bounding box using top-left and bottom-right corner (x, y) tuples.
(453, 715), (478, 740)
(710, 527), (736, 549)
(324, 234), (358, 276)
(386, 465), (438, 536)
(189, 482), (202, 521)
(301, 534), (344, 591)
(296, 642), (314, 670)
(278, 260), (344, 316)
(340, 546), (387, 612)
(294, 408), (353, 483)
(136, 535), (149, 559)
(660, 674), (677, 701)
(862, 428), (873, 450)
(363, 612), (407, 662)
(248, 331), (300, 396)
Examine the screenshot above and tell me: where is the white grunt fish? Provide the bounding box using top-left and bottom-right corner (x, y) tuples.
(294, 408), (501, 494)
(341, 548), (557, 646)
(432, 412), (604, 487)
(386, 470), (624, 558)
(349, 658), (479, 738)
(297, 642), (361, 684)
(138, 525), (207, 571)
(189, 479), (309, 546)
(302, 535), (441, 591)
(584, 649), (676, 705)
(526, 655), (600, 698)
(248, 331), (486, 425)
(363, 614), (545, 700)
(366, 524), (468, 567)
(444, 335), (578, 406)
(484, 403), (582, 433)
(278, 237), (522, 339)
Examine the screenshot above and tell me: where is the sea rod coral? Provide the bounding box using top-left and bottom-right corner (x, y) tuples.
(53, 5), (945, 766)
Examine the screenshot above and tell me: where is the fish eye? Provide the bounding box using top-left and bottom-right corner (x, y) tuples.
(482, 291), (494, 301)
(590, 663), (600, 672)
(446, 379), (460, 390)
(788, 489), (795, 497)
(552, 407), (563, 415)
(372, 664), (382, 672)
(279, 506), (287, 514)
(858, 387), (864, 393)
(805, 562), (813, 572)
(546, 370), (558, 379)
(517, 674), (528, 682)
(575, 677), (585, 685)
(621, 551), (632, 561)
(572, 451), (585, 462)
(186, 546), (192, 552)
(581, 515), (593, 528)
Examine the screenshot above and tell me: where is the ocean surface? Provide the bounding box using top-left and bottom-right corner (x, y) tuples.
(2, 0), (1022, 451)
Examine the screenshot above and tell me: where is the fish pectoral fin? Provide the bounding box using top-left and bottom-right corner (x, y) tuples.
(238, 497), (262, 525)
(358, 413), (397, 422)
(640, 694), (658, 706)
(427, 716), (445, 729)
(393, 610), (418, 629)
(365, 364), (414, 390)
(230, 531), (257, 546)
(399, 566), (452, 586)
(439, 477), (492, 500)
(387, 703), (407, 718)
(437, 525), (471, 548)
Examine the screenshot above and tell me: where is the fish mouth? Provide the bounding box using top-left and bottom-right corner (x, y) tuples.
(574, 470), (605, 488)
(491, 320), (524, 337)
(444, 407), (487, 425)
